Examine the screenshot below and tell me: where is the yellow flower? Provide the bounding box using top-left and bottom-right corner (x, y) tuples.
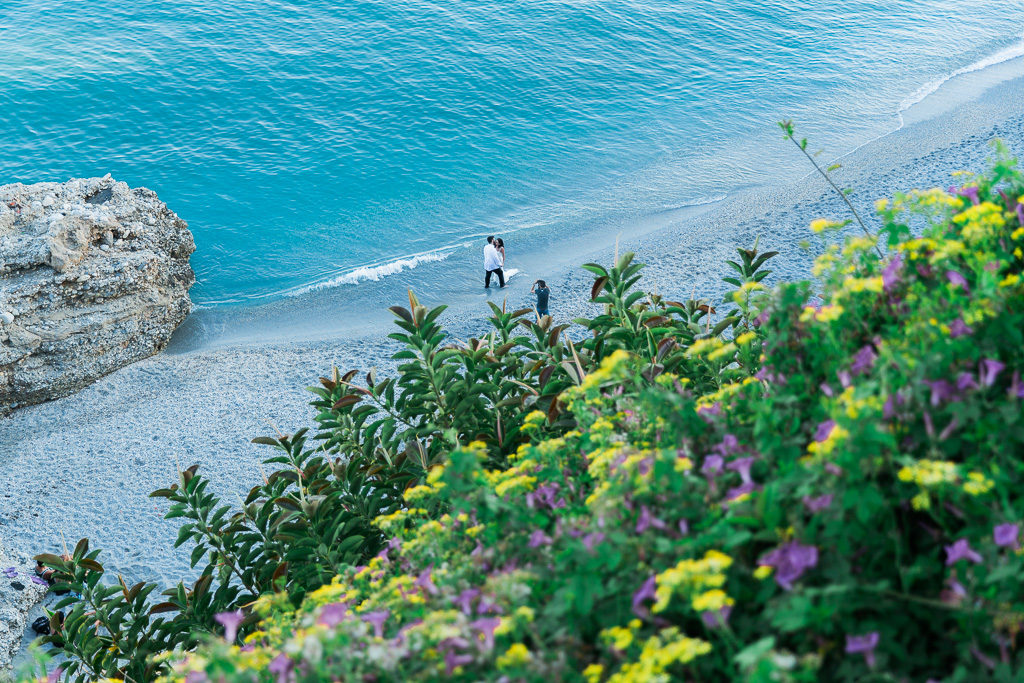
(806, 424), (849, 459)
(953, 201), (1005, 242)
(652, 551), (732, 613)
(963, 471), (995, 496)
(497, 643), (532, 669)
(735, 331), (757, 346)
(583, 663), (605, 683)
(606, 629), (712, 682)
(493, 474), (537, 498)
(753, 565), (774, 580)
(799, 304), (844, 323)
(426, 464), (446, 484)
(1000, 273), (1021, 288)
(706, 342), (737, 363)
(810, 218), (843, 233)
(686, 337), (723, 358)
(690, 589), (734, 612)
(515, 606), (535, 622)
(898, 459), (958, 487)
(403, 483), (440, 502)
(523, 410), (546, 425)
(601, 625), (635, 651)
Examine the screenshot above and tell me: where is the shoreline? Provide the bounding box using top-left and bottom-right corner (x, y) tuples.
(3, 62), (1024, 671)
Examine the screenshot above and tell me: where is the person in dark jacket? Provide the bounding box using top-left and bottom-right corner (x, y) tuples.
(531, 279), (550, 317)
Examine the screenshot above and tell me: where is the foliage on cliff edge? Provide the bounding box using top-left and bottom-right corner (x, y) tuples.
(30, 147), (1024, 681)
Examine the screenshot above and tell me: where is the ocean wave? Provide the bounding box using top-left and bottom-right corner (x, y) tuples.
(282, 249), (458, 298)
(898, 35), (1024, 117)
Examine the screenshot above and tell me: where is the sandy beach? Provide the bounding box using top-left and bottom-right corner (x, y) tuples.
(3, 60), (1024, 668)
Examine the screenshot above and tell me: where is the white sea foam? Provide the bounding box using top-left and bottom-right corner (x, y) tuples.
(822, 36), (1024, 174)
(284, 249), (458, 297)
(898, 36), (1024, 119)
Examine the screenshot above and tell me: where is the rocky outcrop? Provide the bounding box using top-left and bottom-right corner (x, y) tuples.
(0, 176), (194, 410)
(0, 539), (48, 674)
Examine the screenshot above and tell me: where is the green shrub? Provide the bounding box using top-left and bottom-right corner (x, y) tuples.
(28, 146), (1024, 682)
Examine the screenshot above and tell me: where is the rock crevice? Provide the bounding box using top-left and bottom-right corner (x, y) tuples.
(0, 176), (194, 410)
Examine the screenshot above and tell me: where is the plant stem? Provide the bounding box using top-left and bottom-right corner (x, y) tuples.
(788, 136), (883, 257)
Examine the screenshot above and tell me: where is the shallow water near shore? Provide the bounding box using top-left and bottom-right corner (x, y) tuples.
(2, 0), (1024, 316)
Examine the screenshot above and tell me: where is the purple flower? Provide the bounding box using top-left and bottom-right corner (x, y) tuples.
(2, 567), (17, 578)
(527, 529), (552, 548)
(267, 653), (293, 683)
(814, 420), (836, 442)
(362, 609), (389, 638)
(726, 457), (756, 484)
(636, 506), (667, 534)
(476, 595), (503, 614)
(697, 402), (722, 418)
(444, 646), (474, 675)
(938, 416), (959, 441)
(700, 605), (732, 628)
(980, 359), (1005, 387)
(185, 672), (208, 683)
(944, 575), (968, 602)
(883, 395), (896, 420)
(632, 575), (657, 618)
(317, 602), (349, 627)
(850, 345), (876, 375)
(712, 434), (740, 456)
(214, 609), (245, 643)
(951, 185), (980, 205)
(678, 519), (689, 535)
(526, 482), (561, 509)
(837, 369), (852, 388)
(824, 463), (843, 476)
(949, 318), (973, 338)
(956, 372), (978, 391)
(882, 255), (903, 292)
(946, 270), (969, 291)
(471, 616), (502, 652)
(759, 541), (819, 590)
(582, 532), (605, 552)
(944, 538), (983, 566)
(820, 383), (835, 398)
(725, 481), (758, 503)
(30, 575), (48, 586)
(1009, 371), (1024, 399)
(845, 631), (880, 668)
(802, 493), (833, 513)
(971, 645), (997, 670)
(416, 566), (439, 595)
(994, 523), (1020, 549)
(701, 454), (724, 477)
(46, 668), (65, 683)
(923, 379), (956, 406)
(453, 588), (481, 615)
(1017, 203), (1024, 227)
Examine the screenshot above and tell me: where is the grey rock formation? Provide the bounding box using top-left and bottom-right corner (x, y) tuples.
(0, 539), (48, 674)
(0, 176), (194, 410)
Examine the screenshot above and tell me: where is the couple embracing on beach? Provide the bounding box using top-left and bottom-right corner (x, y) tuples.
(483, 236), (507, 288)
(483, 235), (550, 316)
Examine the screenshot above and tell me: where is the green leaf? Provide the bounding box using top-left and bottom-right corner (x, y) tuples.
(735, 637), (776, 670)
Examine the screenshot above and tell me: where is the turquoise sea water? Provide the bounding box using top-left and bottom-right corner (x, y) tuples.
(2, 1), (1023, 304)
